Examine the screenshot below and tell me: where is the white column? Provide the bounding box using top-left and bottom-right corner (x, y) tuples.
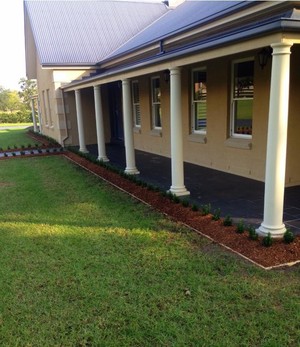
(75, 89), (88, 153)
(122, 79), (139, 174)
(37, 98), (42, 133)
(94, 85), (109, 162)
(169, 67), (190, 196)
(257, 42), (293, 238)
(31, 98), (38, 132)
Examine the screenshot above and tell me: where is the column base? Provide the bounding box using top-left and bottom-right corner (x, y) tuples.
(256, 222), (286, 238)
(125, 167), (140, 175)
(79, 148), (89, 154)
(169, 186), (190, 197)
(97, 156), (109, 162)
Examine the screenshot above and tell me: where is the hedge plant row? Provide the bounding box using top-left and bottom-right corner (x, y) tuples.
(0, 111), (32, 124)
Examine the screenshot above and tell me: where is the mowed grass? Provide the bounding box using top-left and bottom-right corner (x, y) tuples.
(0, 156), (299, 346)
(0, 128), (36, 149)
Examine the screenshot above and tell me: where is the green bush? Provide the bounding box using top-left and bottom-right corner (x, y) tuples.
(283, 229), (295, 244)
(223, 215), (233, 227)
(0, 111), (32, 124)
(248, 226), (258, 240)
(236, 219), (245, 234)
(262, 232), (273, 247)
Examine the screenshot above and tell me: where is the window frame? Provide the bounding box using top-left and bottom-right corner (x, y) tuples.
(151, 76), (162, 130)
(191, 67), (207, 135)
(230, 57), (254, 139)
(131, 80), (141, 128)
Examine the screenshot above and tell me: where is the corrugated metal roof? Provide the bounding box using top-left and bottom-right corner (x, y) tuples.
(24, 0), (168, 65)
(106, 0), (255, 59)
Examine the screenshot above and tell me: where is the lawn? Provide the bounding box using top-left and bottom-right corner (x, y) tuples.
(0, 128), (37, 149)
(0, 156), (299, 346)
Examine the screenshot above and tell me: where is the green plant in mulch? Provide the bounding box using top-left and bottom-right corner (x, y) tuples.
(262, 232), (273, 247)
(191, 203), (199, 212)
(14, 145), (18, 149)
(248, 225), (259, 240)
(201, 203), (211, 216)
(236, 219), (245, 234)
(7, 146), (10, 150)
(212, 208), (221, 221)
(181, 198), (190, 208)
(20, 151), (25, 156)
(283, 229), (295, 244)
(223, 215), (233, 226)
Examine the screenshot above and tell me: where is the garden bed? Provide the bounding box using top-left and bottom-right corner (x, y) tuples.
(63, 151), (300, 270)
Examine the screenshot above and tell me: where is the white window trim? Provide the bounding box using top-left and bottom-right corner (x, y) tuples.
(131, 80), (141, 128)
(151, 76), (162, 130)
(230, 57), (254, 140)
(191, 67), (207, 135)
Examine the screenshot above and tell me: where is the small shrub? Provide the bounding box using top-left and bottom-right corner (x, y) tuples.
(38, 149), (42, 153)
(4, 153), (8, 157)
(236, 219), (245, 234)
(0, 147), (2, 151)
(21, 145), (25, 149)
(181, 198), (190, 208)
(14, 145), (18, 149)
(223, 215), (233, 226)
(35, 143), (39, 148)
(46, 149), (50, 153)
(12, 152), (16, 156)
(30, 150), (34, 154)
(201, 203), (211, 216)
(262, 232), (273, 247)
(212, 208), (221, 221)
(191, 204), (199, 212)
(248, 225), (258, 240)
(283, 229), (295, 244)
(20, 151), (25, 155)
(7, 146), (10, 150)
(173, 195), (180, 204)
(28, 144), (32, 148)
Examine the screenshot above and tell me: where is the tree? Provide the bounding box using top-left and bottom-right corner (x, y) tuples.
(18, 78), (37, 111)
(0, 86), (10, 111)
(6, 91), (23, 113)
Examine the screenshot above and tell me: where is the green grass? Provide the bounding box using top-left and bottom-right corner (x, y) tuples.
(0, 128), (36, 149)
(0, 122), (33, 127)
(0, 156), (299, 346)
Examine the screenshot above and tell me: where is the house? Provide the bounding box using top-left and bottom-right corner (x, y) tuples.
(24, 0), (300, 238)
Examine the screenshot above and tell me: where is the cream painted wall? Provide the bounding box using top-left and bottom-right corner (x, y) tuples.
(132, 47), (300, 185)
(36, 60), (94, 145)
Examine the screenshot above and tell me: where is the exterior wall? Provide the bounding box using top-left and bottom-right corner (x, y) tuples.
(61, 46), (300, 187)
(36, 59), (94, 145)
(64, 85), (111, 147)
(286, 44), (300, 186)
(133, 49), (271, 182)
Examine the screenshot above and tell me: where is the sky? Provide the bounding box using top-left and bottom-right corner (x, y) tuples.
(0, 0), (26, 91)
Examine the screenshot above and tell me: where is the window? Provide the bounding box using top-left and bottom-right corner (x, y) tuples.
(231, 59), (254, 137)
(151, 77), (161, 129)
(132, 81), (141, 127)
(191, 68), (207, 133)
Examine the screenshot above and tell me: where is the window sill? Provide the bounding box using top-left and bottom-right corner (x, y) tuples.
(133, 127), (141, 134)
(225, 137), (252, 150)
(150, 129), (162, 137)
(188, 133), (207, 144)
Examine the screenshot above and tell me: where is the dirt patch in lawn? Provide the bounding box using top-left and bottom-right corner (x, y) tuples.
(63, 151), (300, 270)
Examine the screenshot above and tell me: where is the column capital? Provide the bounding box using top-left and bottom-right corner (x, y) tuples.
(271, 42), (293, 55)
(169, 66), (181, 75)
(93, 85), (100, 91)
